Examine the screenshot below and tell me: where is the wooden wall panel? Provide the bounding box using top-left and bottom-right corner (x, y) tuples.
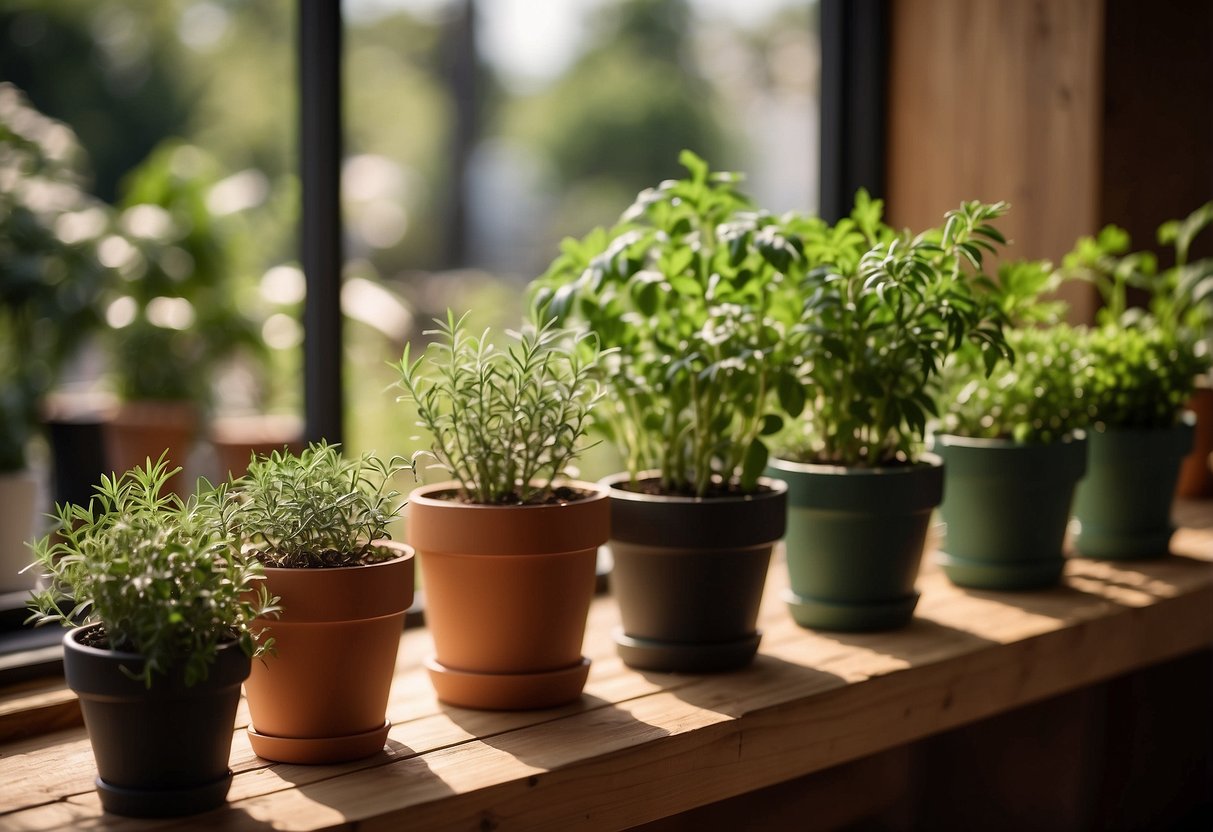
(885, 0), (1105, 321)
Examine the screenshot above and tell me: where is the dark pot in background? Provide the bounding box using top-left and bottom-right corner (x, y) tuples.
(768, 455), (943, 632)
(932, 433), (1087, 590)
(63, 624), (250, 818)
(604, 472), (787, 673)
(42, 391), (114, 508)
(1072, 417), (1195, 560)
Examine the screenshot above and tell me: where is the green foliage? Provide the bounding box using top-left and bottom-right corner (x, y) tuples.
(230, 441), (413, 568)
(394, 311), (605, 505)
(1060, 204), (1213, 428)
(106, 141), (264, 404)
(531, 150), (805, 496)
(784, 193), (1012, 466)
(941, 324), (1092, 444)
(25, 456), (277, 688)
(0, 83), (110, 470)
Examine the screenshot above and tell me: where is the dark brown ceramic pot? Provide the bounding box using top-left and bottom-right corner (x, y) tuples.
(243, 541), (414, 764)
(407, 481), (609, 710)
(603, 472), (787, 673)
(64, 624), (250, 817)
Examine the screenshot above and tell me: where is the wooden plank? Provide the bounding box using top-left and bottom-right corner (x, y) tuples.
(885, 0), (1104, 322)
(1, 514), (1210, 831)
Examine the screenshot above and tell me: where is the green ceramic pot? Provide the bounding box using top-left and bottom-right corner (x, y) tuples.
(932, 433), (1087, 590)
(1072, 417), (1194, 560)
(767, 455), (943, 632)
(604, 472), (787, 673)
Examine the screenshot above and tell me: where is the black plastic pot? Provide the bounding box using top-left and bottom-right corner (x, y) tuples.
(1072, 418), (1195, 560)
(604, 472), (787, 673)
(768, 455), (943, 632)
(63, 624), (251, 817)
(932, 433), (1087, 590)
(44, 413), (109, 509)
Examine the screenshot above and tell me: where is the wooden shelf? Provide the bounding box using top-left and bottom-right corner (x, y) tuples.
(2, 502), (1212, 831)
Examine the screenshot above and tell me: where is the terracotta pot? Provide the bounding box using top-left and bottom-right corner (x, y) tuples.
(64, 624), (250, 817)
(1176, 385), (1213, 498)
(209, 413), (304, 479)
(407, 481), (609, 710)
(103, 400), (198, 497)
(243, 541), (414, 764)
(603, 472), (787, 673)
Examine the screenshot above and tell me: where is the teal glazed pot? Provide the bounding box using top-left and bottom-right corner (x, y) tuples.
(1072, 417), (1195, 560)
(767, 454), (943, 632)
(604, 472), (787, 673)
(932, 433), (1087, 590)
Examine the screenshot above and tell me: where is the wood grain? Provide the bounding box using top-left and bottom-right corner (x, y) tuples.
(1, 505), (1211, 831)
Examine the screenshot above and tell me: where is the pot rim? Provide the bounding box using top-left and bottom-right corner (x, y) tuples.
(767, 451), (943, 477)
(407, 479), (609, 511)
(930, 430), (1087, 450)
(600, 470), (787, 506)
(254, 538), (414, 573)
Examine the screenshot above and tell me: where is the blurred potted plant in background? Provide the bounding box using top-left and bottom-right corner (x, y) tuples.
(932, 260), (1092, 590)
(531, 152), (793, 673)
(101, 141), (275, 494)
(768, 193), (1010, 631)
(1061, 215), (1213, 559)
(25, 457), (277, 817)
(396, 312), (610, 709)
(0, 83), (110, 591)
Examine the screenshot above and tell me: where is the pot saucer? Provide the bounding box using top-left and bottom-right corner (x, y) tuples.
(94, 770), (232, 817)
(612, 628), (761, 673)
(936, 550), (1065, 591)
(784, 587), (919, 632)
(425, 656), (590, 710)
(248, 719), (391, 764)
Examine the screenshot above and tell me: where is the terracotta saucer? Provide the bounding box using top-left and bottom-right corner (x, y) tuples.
(425, 656), (590, 710)
(248, 720), (391, 764)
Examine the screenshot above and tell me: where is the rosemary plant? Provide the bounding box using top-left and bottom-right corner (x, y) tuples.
(394, 311), (605, 505)
(26, 456), (277, 687)
(232, 441), (413, 568)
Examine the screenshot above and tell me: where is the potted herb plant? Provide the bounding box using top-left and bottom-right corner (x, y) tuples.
(102, 142), (264, 496)
(395, 312), (610, 710)
(530, 151), (792, 673)
(767, 192), (1011, 631)
(1061, 219), (1212, 559)
(228, 441), (415, 763)
(932, 260), (1092, 589)
(24, 457), (276, 817)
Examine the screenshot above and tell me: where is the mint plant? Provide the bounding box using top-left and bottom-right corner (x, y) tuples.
(1060, 203), (1213, 429)
(26, 456), (277, 687)
(531, 150), (806, 497)
(782, 192), (1012, 466)
(394, 311), (605, 505)
(232, 441), (413, 568)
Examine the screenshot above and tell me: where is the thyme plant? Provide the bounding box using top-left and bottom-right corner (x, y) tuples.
(394, 312), (605, 505)
(1060, 204), (1213, 429)
(26, 456), (277, 687)
(531, 150), (806, 497)
(232, 441), (413, 568)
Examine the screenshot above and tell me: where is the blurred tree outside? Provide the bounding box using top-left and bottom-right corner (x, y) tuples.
(0, 0), (820, 463)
